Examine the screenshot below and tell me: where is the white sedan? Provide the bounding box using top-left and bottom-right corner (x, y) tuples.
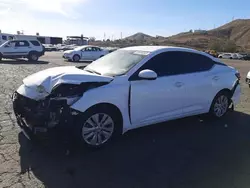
(63, 45), (109, 62)
(13, 46), (241, 148)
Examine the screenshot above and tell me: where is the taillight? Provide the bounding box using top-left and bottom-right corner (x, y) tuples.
(235, 72), (241, 80)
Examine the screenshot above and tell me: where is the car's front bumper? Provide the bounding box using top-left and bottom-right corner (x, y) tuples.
(63, 54), (72, 60)
(231, 83), (241, 106)
(12, 91), (79, 140)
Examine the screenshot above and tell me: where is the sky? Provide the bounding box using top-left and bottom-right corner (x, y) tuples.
(0, 0), (249, 40)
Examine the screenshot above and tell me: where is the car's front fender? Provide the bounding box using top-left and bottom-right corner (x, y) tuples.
(70, 81), (132, 133)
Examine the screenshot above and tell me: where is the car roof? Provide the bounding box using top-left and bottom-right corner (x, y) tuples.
(121, 46), (201, 53)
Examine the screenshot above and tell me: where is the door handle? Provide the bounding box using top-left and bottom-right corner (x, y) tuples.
(213, 76), (219, 81)
(175, 82), (184, 88)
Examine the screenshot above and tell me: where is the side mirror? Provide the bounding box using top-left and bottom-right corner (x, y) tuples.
(138, 69), (157, 80)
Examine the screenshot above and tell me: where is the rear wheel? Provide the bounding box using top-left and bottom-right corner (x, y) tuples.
(0, 53), (2, 61)
(75, 106), (122, 148)
(73, 55), (80, 62)
(210, 91), (230, 118)
(28, 52), (39, 61)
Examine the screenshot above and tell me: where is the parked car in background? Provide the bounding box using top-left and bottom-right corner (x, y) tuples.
(43, 44), (58, 52)
(0, 40), (45, 61)
(234, 53), (245, 59)
(242, 54), (250, 61)
(246, 71), (250, 87)
(218, 53), (237, 59)
(63, 45), (109, 62)
(13, 46), (241, 148)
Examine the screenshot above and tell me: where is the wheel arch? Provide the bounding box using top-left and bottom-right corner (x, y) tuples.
(210, 88), (232, 110)
(28, 50), (38, 55)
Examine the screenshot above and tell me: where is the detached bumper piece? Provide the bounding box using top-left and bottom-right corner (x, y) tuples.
(12, 92), (78, 140)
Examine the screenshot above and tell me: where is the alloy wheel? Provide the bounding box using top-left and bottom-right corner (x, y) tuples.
(214, 95), (229, 117)
(82, 113), (114, 146)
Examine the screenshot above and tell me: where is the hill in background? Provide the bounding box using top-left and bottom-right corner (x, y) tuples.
(91, 19), (250, 52)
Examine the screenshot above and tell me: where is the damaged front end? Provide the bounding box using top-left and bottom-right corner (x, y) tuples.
(13, 82), (109, 140)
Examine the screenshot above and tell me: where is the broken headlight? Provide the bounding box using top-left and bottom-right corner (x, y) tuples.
(51, 84), (84, 98)
(50, 82), (110, 105)
(50, 84), (85, 105)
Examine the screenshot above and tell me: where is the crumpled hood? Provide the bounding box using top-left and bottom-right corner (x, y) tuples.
(23, 66), (113, 93)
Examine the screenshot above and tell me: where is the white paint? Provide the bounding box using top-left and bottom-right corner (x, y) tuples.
(16, 46), (241, 134)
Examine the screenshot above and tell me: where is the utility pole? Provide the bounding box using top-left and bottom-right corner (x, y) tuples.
(121, 32), (122, 39)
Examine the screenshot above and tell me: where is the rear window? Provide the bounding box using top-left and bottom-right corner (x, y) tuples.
(30, 40), (41, 46)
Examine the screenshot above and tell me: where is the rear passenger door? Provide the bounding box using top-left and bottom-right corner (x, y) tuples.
(91, 47), (102, 60)
(176, 52), (215, 115)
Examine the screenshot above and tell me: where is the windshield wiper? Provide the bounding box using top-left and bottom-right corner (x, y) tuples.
(84, 69), (101, 75)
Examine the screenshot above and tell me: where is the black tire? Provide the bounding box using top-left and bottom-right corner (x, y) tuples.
(0, 53), (2, 61)
(230, 57), (232, 59)
(209, 91), (230, 118)
(74, 105), (122, 148)
(73, 55), (80, 62)
(219, 56), (222, 58)
(28, 52), (39, 61)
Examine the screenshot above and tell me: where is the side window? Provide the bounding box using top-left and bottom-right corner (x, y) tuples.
(93, 47), (100, 51)
(8, 41), (17, 47)
(183, 52), (214, 72)
(2, 35), (7, 40)
(15, 41), (30, 47)
(138, 52), (185, 77)
(93, 47), (101, 51)
(132, 51), (214, 79)
(85, 47), (91, 51)
(30, 40), (41, 46)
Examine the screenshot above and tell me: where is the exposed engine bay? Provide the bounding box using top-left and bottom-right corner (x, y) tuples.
(13, 82), (109, 137)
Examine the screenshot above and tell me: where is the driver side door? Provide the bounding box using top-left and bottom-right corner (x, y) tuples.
(1, 41), (17, 56)
(130, 52), (186, 128)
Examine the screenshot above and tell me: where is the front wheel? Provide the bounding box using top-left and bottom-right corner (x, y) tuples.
(73, 55), (80, 62)
(75, 107), (122, 148)
(210, 92), (230, 118)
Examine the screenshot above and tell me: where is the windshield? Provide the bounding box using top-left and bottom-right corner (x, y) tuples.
(84, 50), (149, 76)
(74, 46), (85, 51)
(0, 41), (9, 47)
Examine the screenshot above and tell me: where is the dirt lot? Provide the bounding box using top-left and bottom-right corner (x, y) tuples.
(1, 53), (250, 188)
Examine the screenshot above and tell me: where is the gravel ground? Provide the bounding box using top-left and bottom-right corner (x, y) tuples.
(1, 53), (250, 188)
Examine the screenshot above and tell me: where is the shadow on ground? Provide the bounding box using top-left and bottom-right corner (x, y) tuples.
(19, 111), (250, 188)
(0, 59), (49, 64)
